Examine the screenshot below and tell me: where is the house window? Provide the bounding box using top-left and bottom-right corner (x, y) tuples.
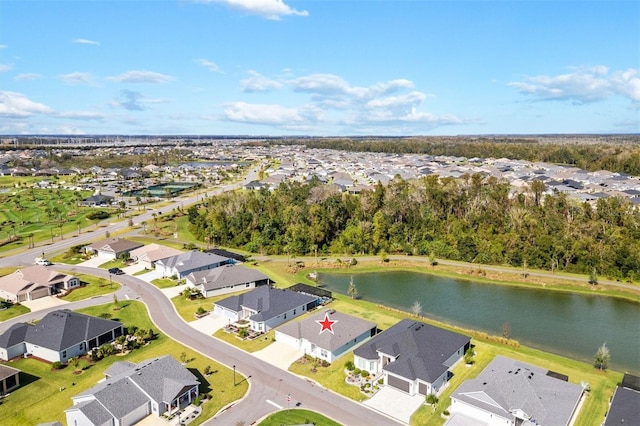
(246, 283), (250, 287)
(62, 350), (67, 358)
(320, 349), (328, 358)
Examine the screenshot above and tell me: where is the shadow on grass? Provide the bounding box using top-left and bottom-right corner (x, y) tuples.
(188, 368), (212, 394)
(18, 371), (40, 387)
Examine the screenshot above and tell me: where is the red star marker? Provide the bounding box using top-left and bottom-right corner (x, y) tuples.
(316, 312), (338, 334)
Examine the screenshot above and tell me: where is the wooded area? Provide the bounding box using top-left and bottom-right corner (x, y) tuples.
(189, 175), (640, 281)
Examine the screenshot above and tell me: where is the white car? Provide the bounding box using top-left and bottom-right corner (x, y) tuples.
(34, 258), (52, 266)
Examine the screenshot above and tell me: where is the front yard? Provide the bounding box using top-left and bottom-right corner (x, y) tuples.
(59, 273), (122, 302)
(213, 328), (275, 353)
(0, 301), (247, 426)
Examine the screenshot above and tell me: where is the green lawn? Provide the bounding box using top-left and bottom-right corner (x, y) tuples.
(59, 273), (121, 302)
(0, 301), (30, 322)
(213, 329), (275, 353)
(172, 294), (214, 322)
(151, 277), (181, 289)
(97, 259), (129, 270)
(259, 409), (341, 426)
(0, 301), (247, 426)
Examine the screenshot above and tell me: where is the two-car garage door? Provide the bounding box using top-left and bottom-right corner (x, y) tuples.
(387, 374), (411, 393)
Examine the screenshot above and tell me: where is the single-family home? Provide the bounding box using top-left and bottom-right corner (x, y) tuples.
(66, 355), (199, 426)
(275, 309), (376, 363)
(449, 355), (585, 426)
(85, 237), (144, 260)
(213, 286), (319, 333)
(0, 265), (81, 303)
(0, 310), (123, 363)
(604, 373), (640, 426)
(129, 243), (183, 270)
(186, 264), (270, 298)
(353, 319), (470, 397)
(80, 194), (114, 206)
(0, 364), (20, 395)
(155, 250), (232, 279)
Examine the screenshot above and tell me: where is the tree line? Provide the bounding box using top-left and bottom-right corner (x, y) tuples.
(188, 175), (640, 281)
(260, 137), (640, 176)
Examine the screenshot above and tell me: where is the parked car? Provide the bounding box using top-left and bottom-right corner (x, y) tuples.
(108, 267), (125, 275)
(34, 257), (52, 266)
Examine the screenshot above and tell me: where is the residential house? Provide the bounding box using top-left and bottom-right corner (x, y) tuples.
(0, 309), (123, 363)
(449, 355), (585, 426)
(65, 355), (199, 426)
(275, 309), (376, 363)
(213, 286), (318, 333)
(186, 264), (270, 298)
(353, 319), (470, 396)
(80, 194), (114, 206)
(0, 265), (81, 303)
(0, 364), (20, 395)
(85, 237), (144, 260)
(604, 373), (640, 426)
(155, 250), (232, 279)
(129, 243), (183, 270)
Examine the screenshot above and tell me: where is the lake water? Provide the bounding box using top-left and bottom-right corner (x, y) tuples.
(317, 271), (640, 374)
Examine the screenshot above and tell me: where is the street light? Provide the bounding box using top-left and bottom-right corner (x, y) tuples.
(109, 273), (112, 289)
(233, 365), (236, 386)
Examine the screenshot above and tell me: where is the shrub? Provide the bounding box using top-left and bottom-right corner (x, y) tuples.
(127, 325), (138, 335)
(426, 394), (439, 405)
(86, 210), (110, 220)
(443, 410), (450, 416)
(52, 361), (63, 370)
(196, 306), (207, 315)
(344, 360), (355, 371)
(378, 378), (384, 385)
(353, 368), (361, 376)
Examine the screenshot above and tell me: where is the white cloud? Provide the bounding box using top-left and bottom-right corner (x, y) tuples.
(108, 70), (175, 84)
(196, 58), (222, 72)
(54, 111), (105, 121)
(0, 64), (12, 72)
(0, 44), (7, 49)
(241, 70), (283, 92)
(72, 38), (100, 45)
(509, 66), (640, 105)
(196, 0), (308, 20)
(291, 74), (351, 95)
(59, 72), (96, 86)
(15, 73), (42, 81)
(0, 91), (53, 118)
(223, 101), (317, 125)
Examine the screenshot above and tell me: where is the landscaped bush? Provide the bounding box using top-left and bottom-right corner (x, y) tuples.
(353, 368), (361, 376)
(196, 306), (207, 315)
(344, 360), (355, 371)
(86, 210), (110, 220)
(52, 361), (63, 370)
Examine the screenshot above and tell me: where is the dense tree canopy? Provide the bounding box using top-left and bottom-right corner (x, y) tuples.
(189, 175), (640, 281)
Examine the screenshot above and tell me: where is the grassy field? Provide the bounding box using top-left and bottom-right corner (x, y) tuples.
(258, 409), (341, 426)
(172, 294), (214, 322)
(213, 329), (275, 353)
(151, 277), (181, 289)
(0, 301), (247, 426)
(59, 273), (122, 302)
(0, 301), (30, 321)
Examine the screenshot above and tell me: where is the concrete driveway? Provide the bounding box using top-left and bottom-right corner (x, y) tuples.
(190, 313), (228, 335)
(136, 269), (163, 283)
(22, 296), (70, 311)
(363, 386), (425, 424)
(253, 341), (305, 370)
(122, 262), (146, 275)
(77, 256), (106, 268)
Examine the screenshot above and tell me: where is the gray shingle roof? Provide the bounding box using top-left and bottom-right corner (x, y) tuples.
(0, 323), (29, 348)
(354, 319), (470, 383)
(277, 309), (376, 352)
(24, 309), (122, 351)
(216, 286), (317, 322)
(91, 377), (150, 419)
(158, 250), (230, 274)
(452, 355), (584, 425)
(188, 264), (269, 291)
(604, 387), (640, 426)
(104, 361), (136, 378)
(71, 400), (113, 426)
(0, 364), (20, 381)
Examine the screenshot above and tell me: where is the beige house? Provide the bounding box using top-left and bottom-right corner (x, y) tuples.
(0, 364), (20, 395)
(0, 265), (80, 303)
(129, 243), (183, 270)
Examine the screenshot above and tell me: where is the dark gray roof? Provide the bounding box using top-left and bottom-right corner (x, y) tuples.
(104, 361), (136, 378)
(354, 319), (469, 383)
(216, 286), (317, 322)
(605, 387), (640, 426)
(71, 400), (113, 426)
(158, 250), (230, 273)
(188, 264), (269, 291)
(452, 355), (584, 425)
(0, 323), (29, 348)
(91, 377), (149, 419)
(277, 309), (376, 352)
(25, 309), (122, 351)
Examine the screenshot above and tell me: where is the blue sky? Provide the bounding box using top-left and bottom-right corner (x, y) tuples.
(1, 0), (638, 135)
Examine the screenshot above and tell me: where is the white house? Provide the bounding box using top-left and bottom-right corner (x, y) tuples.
(155, 250), (232, 279)
(354, 319), (470, 397)
(213, 286), (318, 332)
(185, 264), (270, 298)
